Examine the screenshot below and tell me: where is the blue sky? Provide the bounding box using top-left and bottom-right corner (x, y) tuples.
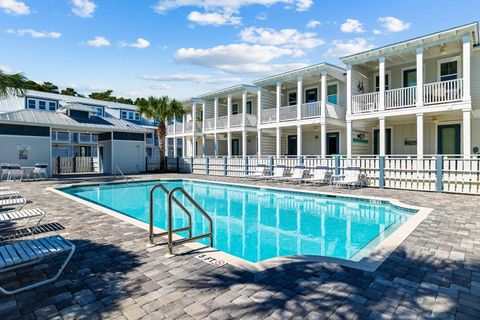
(0, 0), (478, 100)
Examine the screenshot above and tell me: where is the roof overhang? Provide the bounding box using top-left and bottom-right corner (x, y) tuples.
(198, 84), (260, 100)
(342, 22), (479, 65)
(252, 63), (346, 86)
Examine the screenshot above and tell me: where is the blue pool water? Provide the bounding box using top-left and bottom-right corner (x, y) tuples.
(61, 180), (416, 263)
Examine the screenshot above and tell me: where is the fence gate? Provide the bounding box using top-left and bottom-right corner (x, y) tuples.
(52, 156), (95, 174)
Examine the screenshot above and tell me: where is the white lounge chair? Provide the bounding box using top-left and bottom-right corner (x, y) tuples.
(265, 165), (288, 180)
(0, 187), (11, 191)
(0, 208), (46, 234)
(275, 166), (307, 183)
(245, 165), (269, 179)
(335, 167), (363, 189)
(0, 190), (21, 199)
(0, 235), (75, 295)
(300, 166), (332, 185)
(0, 197), (27, 210)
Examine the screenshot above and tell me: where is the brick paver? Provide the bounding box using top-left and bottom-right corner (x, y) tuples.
(0, 174), (479, 319)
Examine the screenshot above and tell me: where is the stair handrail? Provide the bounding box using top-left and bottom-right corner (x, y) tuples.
(113, 163), (127, 182)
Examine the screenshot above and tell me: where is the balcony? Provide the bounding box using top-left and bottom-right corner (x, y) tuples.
(217, 116), (228, 129)
(279, 105), (297, 122)
(301, 101), (321, 119)
(230, 114), (243, 127)
(261, 108), (276, 124)
(205, 118), (215, 130)
(352, 79), (465, 115)
(167, 124), (174, 134)
(175, 123), (182, 133)
(51, 131), (71, 143)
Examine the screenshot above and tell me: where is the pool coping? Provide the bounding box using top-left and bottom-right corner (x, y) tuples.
(48, 177), (433, 273)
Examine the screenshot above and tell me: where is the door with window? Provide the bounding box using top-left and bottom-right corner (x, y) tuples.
(403, 69), (417, 87)
(232, 104), (239, 115)
(246, 101), (252, 114)
(232, 139), (240, 156)
(373, 128), (392, 155)
(287, 135), (297, 155)
(327, 132), (339, 155)
(437, 124), (460, 155)
(288, 92), (297, 106)
(305, 88), (318, 103)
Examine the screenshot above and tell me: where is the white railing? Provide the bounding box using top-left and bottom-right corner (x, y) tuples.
(175, 123), (183, 133)
(230, 114), (243, 127)
(261, 108), (276, 123)
(167, 124), (174, 134)
(279, 105), (297, 121)
(217, 116), (228, 129)
(301, 101), (321, 119)
(184, 122), (193, 132)
(385, 87), (416, 109)
(205, 118), (215, 130)
(196, 122), (202, 131)
(352, 92), (379, 114)
(245, 114), (257, 127)
(424, 79), (463, 105)
(52, 131), (70, 142)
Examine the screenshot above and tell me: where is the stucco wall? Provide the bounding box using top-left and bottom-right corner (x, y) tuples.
(0, 135), (51, 173)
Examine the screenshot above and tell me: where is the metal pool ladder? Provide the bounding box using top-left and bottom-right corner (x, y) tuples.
(148, 183), (213, 255)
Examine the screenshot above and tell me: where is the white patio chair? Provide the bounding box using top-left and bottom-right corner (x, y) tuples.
(275, 166), (308, 183)
(33, 164), (48, 180)
(265, 165), (288, 180)
(335, 167), (363, 189)
(245, 165), (269, 179)
(7, 164), (23, 181)
(0, 164), (9, 181)
(0, 235), (75, 295)
(300, 166), (333, 185)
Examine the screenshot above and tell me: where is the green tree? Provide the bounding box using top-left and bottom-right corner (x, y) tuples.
(89, 90), (117, 102)
(136, 96), (184, 170)
(40, 82), (59, 93)
(0, 69), (28, 99)
(24, 80), (43, 91)
(60, 87), (78, 96)
(116, 97), (134, 105)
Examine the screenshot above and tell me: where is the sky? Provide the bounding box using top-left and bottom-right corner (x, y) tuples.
(0, 0), (478, 100)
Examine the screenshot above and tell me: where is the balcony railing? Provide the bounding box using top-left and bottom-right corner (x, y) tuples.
(261, 108), (276, 124)
(245, 114), (257, 127)
(279, 105), (297, 121)
(175, 123), (183, 133)
(185, 122), (193, 132)
(385, 87), (416, 109)
(424, 79), (463, 105)
(230, 114), (243, 127)
(167, 124), (174, 134)
(352, 92), (379, 114)
(301, 101), (321, 119)
(217, 116), (228, 129)
(51, 131), (70, 143)
(205, 118), (215, 130)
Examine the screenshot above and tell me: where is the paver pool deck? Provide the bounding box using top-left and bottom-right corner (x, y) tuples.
(0, 174), (479, 320)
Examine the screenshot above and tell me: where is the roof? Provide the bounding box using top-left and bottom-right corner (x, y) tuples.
(0, 110), (150, 133)
(61, 103), (99, 113)
(198, 84), (259, 100)
(252, 63), (346, 86)
(342, 22), (479, 64)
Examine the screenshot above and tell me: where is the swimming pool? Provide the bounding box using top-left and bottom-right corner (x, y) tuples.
(59, 179), (422, 266)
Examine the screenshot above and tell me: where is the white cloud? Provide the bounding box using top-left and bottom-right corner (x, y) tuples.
(154, 0), (313, 14)
(378, 17), (411, 32)
(256, 12), (267, 21)
(306, 19), (321, 29)
(0, 64), (19, 74)
(372, 29), (382, 35)
(324, 38), (375, 58)
(71, 0), (96, 18)
(187, 11), (241, 26)
(86, 36), (110, 47)
(0, 0), (29, 15)
(120, 38), (151, 49)
(175, 43), (307, 75)
(240, 27), (324, 49)
(142, 73), (241, 85)
(340, 18), (364, 33)
(146, 83), (172, 90)
(6, 28), (62, 39)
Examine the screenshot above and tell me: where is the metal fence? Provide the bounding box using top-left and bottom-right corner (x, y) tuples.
(52, 156), (95, 174)
(166, 155), (480, 195)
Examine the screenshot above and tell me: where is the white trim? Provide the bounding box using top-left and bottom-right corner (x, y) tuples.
(437, 55), (462, 82)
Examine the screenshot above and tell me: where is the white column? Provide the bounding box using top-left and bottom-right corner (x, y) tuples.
(227, 94), (232, 128)
(379, 57), (386, 111)
(416, 113), (424, 157)
(182, 137), (186, 157)
(276, 81), (281, 123)
(297, 125), (302, 156)
(165, 137), (169, 157)
(227, 132), (232, 156)
(182, 114), (186, 133)
(463, 36), (471, 102)
(214, 134), (219, 157)
(192, 103), (197, 134)
(173, 138), (177, 157)
(257, 89), (262, 125)
(173, 113), (176, 134)
(213, 97), (218, 130)
(202, 134), (206, 157)
(346, 65), (352, 116)
(321, 71), (327, 118)
(242, 131), (247, 157)
(347, 120), (352, 157)
(416, 48), (424, 107)
(320, 122), (327, 158)
(276, 127), (281, 156)
(297, 77), (303, 120)
(242, 90), (247, 127)
(201, 103), (205, 132)
(257, 129), (262, 158)
(379, 116), (386, 156)
(463, 109), (471, 157)
(192, 137), (197, 157)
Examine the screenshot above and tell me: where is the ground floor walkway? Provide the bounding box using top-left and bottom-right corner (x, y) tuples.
(0, 174), (478, 319)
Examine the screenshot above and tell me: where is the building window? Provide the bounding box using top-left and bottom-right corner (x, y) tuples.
(232, 103), (239, 115)
(375, 74), (390, 91)
(288, 92), (297, 106)
(305, 88), (318, 103)
(403, 69), (417, 87)
(120, 110), (140, 121)
(25, 98), (58, 111)
(95, 107), (104, 117)
(440, 60), (458, 81)
(246, 101), (252, 114)
(327, 84), (338, 105)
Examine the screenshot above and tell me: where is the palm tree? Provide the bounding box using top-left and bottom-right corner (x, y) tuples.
(136, 96), (184, 170)
(0, 69), (28, 99)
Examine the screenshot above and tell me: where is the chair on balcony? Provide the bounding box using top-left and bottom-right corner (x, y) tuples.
(300, 166), (333, 185)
